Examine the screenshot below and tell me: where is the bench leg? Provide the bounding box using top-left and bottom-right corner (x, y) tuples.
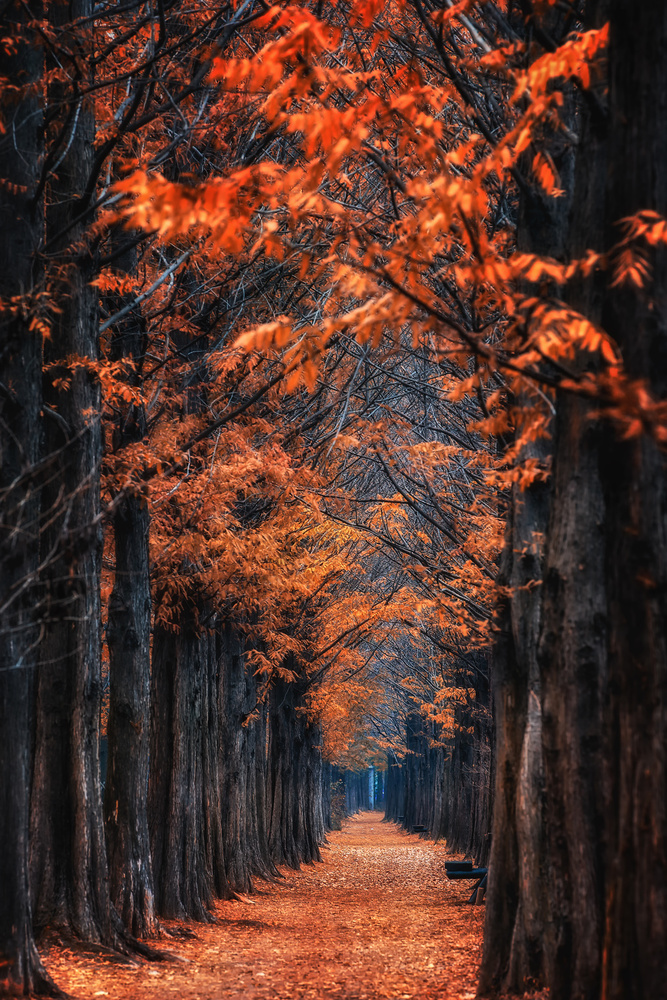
(467, 878), (483, 903)
(467, 873), (487, 904)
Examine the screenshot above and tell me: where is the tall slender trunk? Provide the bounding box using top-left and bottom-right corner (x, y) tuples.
(205, 625), (227, 900)
(480, 43), (579, 987)
(599, 7), (667, 995)
(104, 494), (155, 937)
(267, 675), (324, 868)
(253, 699), (279, 879)
(267, 678), (301, 868)
(480, 458), (553, 994)
(29, 0), (119, 947)
(149, 614), (216, 921)
(0, 5), (61, 993)
(384, 757), (405, 821)
(219, 625), (254, 892)
(104, 239), (156, 938)
(537, 35), (609, 999)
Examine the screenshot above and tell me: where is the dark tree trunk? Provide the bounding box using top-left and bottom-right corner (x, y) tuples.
(322, 760), (333, 829)
(298, 718), (324, 863)
(103, 238), (156, 939)
(218, 627), (280, 891)
(480, 476), (553, 995)
(252, 699), (279, 879)
(104, 495), (156, 937)
(537, 27), (609, 998)
(599, 7), (667, 995)
(307, 722), (326, 852)
(384, 756), (405, 822)
(470, 668), (492, 866)
(241, 683), (280, 883)
(28, 0), (119, 948)
(219, 625), (254, 893)
(0, 5), (62, 993)
(267, 678), (299, 867)
(149, 615), (216, 921)
(267, 675), (324, 868)
(203, 626), (227, 901)
(479, 13), (581, 983)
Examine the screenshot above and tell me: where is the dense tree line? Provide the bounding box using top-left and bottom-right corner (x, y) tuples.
(2, 2), (667, 1000)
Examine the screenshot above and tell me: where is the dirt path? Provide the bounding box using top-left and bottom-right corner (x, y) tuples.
(43, 812), (485, 999)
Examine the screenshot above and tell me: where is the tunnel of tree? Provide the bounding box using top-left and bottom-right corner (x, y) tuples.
(0, 2), (666, 999)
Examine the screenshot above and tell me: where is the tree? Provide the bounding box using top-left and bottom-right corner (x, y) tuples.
(103, 243), (157, 937)
(0, 4), (63, 994)
(3, 2), (666, 997)
(585, 4), (666, 995)
(29, 0), (119, 948)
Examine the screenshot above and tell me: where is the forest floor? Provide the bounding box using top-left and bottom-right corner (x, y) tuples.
(41, 813), (537, 1000)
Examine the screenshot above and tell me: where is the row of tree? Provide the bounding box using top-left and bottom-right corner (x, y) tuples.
(0, 0), (397, 993)
(2, 1), (667, 999)
(2, 0), (482, 994)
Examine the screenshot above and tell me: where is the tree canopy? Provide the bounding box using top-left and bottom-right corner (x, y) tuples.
(1, 1), (666, 998)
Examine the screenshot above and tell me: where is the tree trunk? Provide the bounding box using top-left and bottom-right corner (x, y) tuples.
(267, 678), (302, 868)
(266, 675), (323, 868)
(104, 495), (156, 938)
(480, 460), (553, 995)
(599, 7), (667, 995)
(204, 625), (227, 901)
(219, 625), (254, 893)
(149, 615), (215, 921)
(103, 238), (156, 939)
(480, 28), (579, 983)
(537, 33), (609, 998)
(0, 5), (62, 993)
(253, 699), (279, 879)
(384, 756), (405, 822)
(29, 0), (119, 948)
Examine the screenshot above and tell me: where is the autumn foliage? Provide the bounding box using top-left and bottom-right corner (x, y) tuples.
(2, 1), (667, 999)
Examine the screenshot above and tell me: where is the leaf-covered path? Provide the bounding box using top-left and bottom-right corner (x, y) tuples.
(44, 813), (485, 999)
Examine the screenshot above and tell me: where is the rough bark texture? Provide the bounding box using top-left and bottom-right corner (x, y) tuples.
(599, 7), (667, 995)
(267, 675), (325, 869)
(28, 0), (116, 947)
(480, 461), (553, 995)
(537, 27), (609, 997)
(219, 625), (255, 893)
(104, 494), (156, 938)
(0, 6), (61, 994)
(104, 239), (156, 939)
(538, 393), (607, 1000)
(479, 24), (579, 986)
(149, 616), (216, 921)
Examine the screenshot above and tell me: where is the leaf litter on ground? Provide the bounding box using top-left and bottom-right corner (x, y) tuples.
(41, 812), (547, 1000)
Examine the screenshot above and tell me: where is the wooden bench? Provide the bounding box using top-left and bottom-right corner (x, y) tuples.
(445, 860), (487, 904)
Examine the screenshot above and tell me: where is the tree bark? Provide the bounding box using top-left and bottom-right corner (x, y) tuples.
(599, 7), (667, 995)
(537, 33), (609, 997)
(480, 466), (553, 995)
(104, 494), (156, 937)
(267, 678), (302, 868)
(0, 5), (62, 993)
(219, 625), (254, 893)
(267, 674), (324, 868)
(479, 20), (580, 982)
(28, 0), (120, 949)
(149, 615), (216, 921)
(103, 238), (156, 939)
